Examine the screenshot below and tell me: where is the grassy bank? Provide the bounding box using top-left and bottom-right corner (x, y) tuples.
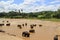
(0, 18), (60, 22)
(40, 18), (60, 22)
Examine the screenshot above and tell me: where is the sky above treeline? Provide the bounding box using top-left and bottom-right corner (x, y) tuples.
(0, 0), (60, 13)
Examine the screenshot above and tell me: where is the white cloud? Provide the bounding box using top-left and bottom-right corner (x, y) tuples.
(0, 0), (60, 13)
(24, 4), (60, 12)
(50, 0), (60, 4)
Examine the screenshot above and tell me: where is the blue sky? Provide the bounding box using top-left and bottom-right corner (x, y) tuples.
(13, 0), (24, 4)
(0, 0), (24, 4)
(0, 0), (60, 12)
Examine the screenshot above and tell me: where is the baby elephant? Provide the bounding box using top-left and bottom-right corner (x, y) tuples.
(22, 31), (30, 37)
(22, 24), (24, 27)
(30, 25), (34, 29)
(7, 21), (9, 23)
(25, 23), (27, 26)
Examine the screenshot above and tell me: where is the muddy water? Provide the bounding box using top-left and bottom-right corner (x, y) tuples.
(0, 19), (60, 40)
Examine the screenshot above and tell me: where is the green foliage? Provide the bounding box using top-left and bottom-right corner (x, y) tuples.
(0, 9), (60, 19)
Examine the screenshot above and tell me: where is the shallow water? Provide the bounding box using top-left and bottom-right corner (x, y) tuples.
(0, 19), (60, 40)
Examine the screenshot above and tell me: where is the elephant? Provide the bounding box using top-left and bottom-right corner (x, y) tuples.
(6, 23), (10, 26)
(25, 23), (27, 26)
(22, 31), (30, 37)
(29, 29), (35, 33)
(54, 35), (58, 40)
(30, 25), (34, 29)
(22, 24), (24, 27)
(39, 24), (42, 27)
(0, 24), (4, 26)
(17, 25), (22, 29)
(0, 30), (5, 33)
(32, 24), (36, 26)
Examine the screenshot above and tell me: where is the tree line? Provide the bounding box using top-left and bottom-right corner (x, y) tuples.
(0, 9), (60, 19)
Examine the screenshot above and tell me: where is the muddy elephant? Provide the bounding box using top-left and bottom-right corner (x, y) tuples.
(32, 24), (36, 26)
(0, 30), (5, 33)
(30, 25), (34, 29)
(17, 25), (22, 29)
(29, 29), (35, 33)
(0, 24), (4, 26)
(39, 24), (42, 27)
(54, 35), (58, 40)
(25, 23), (27, 26)
(22, 24), (24, 27)
(6, 23), (10, 26)
(22, 31), (30, 37)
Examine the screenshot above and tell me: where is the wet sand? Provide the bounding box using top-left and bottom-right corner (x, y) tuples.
(0, 32), (24, 40)
(0, 18), (60, 40)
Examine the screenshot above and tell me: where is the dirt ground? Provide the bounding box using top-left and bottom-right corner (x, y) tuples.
(0, 18), (60, 40)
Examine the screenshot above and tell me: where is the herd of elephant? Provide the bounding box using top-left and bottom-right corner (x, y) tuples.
(0, 21), (10, 26)
(0, 21), (59, 40)
(0, 21), (43, 37)
(17, 23), (42, 37)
